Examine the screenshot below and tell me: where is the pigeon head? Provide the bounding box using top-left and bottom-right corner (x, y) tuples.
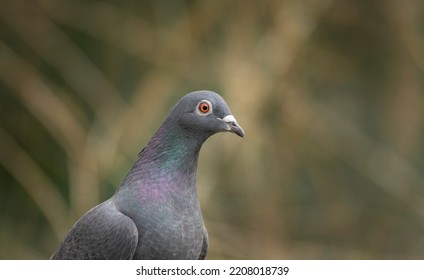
(130, 90), (244, 171)
(169, 90), (245, 139)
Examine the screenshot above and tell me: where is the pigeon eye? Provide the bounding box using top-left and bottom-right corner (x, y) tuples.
(197, 101), (211, 114)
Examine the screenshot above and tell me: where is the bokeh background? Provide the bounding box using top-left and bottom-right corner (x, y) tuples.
(1, 0), (424, 259)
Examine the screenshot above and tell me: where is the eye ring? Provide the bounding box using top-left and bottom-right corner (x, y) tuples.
(196, 100), (212, 115)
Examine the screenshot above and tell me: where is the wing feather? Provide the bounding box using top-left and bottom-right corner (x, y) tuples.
(51, 200), (138, 260)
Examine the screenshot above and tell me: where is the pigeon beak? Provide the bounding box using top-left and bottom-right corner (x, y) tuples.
(222, 115), (245, 137)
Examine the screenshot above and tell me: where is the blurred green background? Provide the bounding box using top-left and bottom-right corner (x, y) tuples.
(1, 0), (424, 259)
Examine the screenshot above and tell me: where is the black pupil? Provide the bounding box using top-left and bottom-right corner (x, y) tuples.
(201, 104), (208, 111)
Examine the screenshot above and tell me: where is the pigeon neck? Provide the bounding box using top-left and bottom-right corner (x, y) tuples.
(122, 120), (210, 188)
(142, 125), (204, 169)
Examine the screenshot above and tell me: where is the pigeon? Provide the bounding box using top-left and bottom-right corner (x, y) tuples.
(51, 90), (244, 260)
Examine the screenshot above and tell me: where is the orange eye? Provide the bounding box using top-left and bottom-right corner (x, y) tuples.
(198, 101), (211, 114)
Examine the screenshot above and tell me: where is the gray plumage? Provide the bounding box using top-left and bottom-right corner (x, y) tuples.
(51, 90), (244, 260)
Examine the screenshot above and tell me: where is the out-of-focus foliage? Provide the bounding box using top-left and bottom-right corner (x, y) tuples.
(1, 0), (424, 259)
